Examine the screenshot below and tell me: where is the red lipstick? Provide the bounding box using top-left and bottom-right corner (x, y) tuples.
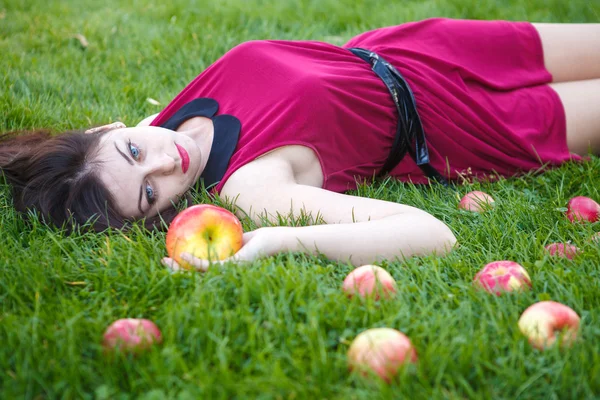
(175, 143), (190, 174)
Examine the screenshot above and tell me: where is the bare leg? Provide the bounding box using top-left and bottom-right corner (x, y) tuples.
(549, 79), (600, 155)
(533, 23), (600, 83)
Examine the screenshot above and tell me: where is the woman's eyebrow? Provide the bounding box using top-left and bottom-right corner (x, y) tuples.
(114, 142), (133, 165)
(113, 141), (144, 214)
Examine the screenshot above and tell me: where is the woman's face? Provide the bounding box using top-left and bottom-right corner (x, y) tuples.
(95, 126), (204, 218)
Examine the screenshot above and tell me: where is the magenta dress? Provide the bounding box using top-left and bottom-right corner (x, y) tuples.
(151, 18), (578, 193)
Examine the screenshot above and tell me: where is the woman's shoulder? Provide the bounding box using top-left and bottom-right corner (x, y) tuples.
(218, 144), (324, 196)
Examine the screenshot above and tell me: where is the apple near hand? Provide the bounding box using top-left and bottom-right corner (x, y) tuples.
(342, 265), (397, 299)
(544, 243), (579, 259)
(565, 196), (600, 223)
(518, 301), (580, 350)
(473, 261), (531, 295)
(458, 191), (495, 212)
(103, 318), (162, 353)
(166, 204), (244, 270)
(347, 328), (417, 383)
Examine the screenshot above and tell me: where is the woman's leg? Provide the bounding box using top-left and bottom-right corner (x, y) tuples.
(549, 79), (600, 155)
(533, 23), (600, 83)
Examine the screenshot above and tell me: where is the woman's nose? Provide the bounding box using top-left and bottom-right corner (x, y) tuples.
(148, 153), (177, 175)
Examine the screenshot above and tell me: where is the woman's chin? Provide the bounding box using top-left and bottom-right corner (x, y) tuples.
(190, 163), (203, 188)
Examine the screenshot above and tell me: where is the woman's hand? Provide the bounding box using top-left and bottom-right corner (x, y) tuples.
(160, 228), (278, 273)
(84, 121), (126, 134)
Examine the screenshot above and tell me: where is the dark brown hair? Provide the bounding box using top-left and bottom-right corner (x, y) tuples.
(0, 129), (181, 232)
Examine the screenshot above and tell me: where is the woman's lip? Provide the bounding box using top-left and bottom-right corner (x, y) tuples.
(175, 143), (190, 174)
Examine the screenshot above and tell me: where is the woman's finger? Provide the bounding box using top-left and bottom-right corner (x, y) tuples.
(161, 257), (183, 273)
(84, 121), (126, 134)
(180, 253), (213, 272)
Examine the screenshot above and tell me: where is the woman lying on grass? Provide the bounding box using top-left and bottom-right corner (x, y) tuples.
(1, 19), (599, 270)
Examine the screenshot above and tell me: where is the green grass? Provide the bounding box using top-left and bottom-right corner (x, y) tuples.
(1, 0), (600, 398)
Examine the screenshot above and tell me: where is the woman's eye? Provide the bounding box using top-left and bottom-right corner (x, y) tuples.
(145, 183), (155, 204)
(128, 141), (140, 160)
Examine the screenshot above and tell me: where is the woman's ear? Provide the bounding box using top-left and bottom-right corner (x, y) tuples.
(84, 122), (126, 134)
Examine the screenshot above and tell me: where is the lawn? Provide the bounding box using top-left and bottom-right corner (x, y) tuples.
(1, 0), (600, 398)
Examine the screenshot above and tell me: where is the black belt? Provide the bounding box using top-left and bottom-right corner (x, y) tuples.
(348, 47), (448, 186)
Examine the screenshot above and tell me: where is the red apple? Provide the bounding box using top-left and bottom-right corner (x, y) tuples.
(518, 301), (580, 350)
(544, 243), (579, 259)
(565, 196), (600, 223)
(347, 328), (417, 383)
(458, 191), (495, 212)
(166, 204), (244, 269)
(342, 265), (397, 299)
(473, 261), (531, 295)
(103, 318), (162, 353)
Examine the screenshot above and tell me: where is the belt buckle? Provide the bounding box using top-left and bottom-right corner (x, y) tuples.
(368, 51), (379, 66)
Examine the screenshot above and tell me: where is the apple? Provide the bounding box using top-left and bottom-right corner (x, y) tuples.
(518, 301), (580, 350)
(565, 196), (600, 223)
(103, 318), (162, 353)
(347, 328), (417, 383)
(342, 265), (397, 299)
(458, 191), (495, 212)
(166, 204), (244, 269)
(544, 243), (579, 259)
(473, 261), (531, 295)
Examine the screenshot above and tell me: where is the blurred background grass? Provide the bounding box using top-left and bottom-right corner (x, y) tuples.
(1, 0), (600, 399)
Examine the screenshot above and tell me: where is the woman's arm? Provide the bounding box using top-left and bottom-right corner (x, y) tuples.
(166, 156), (456, 270)
(257, 211), (455, 266)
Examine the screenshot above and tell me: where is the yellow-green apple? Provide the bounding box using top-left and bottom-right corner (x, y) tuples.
(103, 318), (162, 353)
(166, 204), (243, 269)
(566, 196), (600, 223)
(347, 328), (417, 383)
(473, 261), (531, 295)
(342, 265), (397, 299)
(458, 191), (495, 212)
(518, 301), (580, 350)
(544, 243), (579, 259)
